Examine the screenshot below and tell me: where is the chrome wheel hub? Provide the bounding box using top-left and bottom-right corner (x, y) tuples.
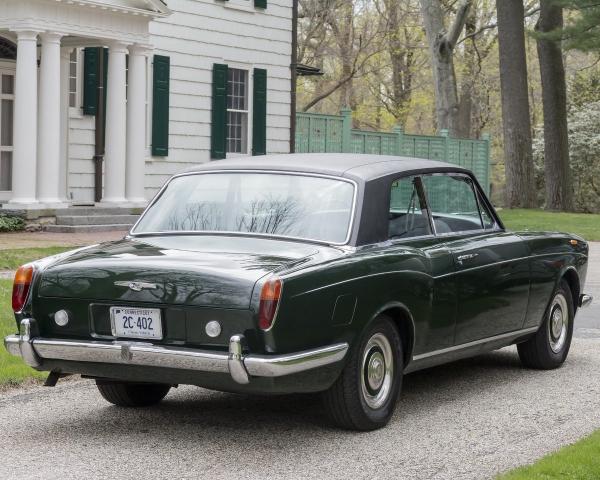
(367, 351), (385, 391)
(361, 333), (394, 410)
(548, 293), (569, 354)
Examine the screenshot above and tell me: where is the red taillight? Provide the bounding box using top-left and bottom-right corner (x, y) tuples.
(12, 264), (35, 312)
(258, 277), (282, 330)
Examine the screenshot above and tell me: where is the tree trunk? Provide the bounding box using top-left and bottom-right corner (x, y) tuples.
(497, 0), (536, 208)
(420, 0), (471, 136)
(536, 1), (574, 211)
(456, 9), (477, 138)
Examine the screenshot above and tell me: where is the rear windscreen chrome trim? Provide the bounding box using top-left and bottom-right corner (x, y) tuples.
(129, 170), (359, 247)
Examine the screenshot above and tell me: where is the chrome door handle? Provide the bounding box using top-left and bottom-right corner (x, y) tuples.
(457, 253), (479, 265)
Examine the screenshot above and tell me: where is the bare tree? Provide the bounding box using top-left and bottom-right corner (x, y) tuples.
(497, 0), (535, 208)
(298, 0), (385, 112)
(376, 0), (420, 126)
(420, 0), (472, 135)
(536, 0), (574, 211)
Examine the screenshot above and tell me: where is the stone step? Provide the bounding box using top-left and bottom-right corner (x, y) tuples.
(55, 214), (140, 226)
(44, 224), (133, 233)
(52, 206), (145, 216)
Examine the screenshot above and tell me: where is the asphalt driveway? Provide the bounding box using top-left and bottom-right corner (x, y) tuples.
(0, 244), (598, 480)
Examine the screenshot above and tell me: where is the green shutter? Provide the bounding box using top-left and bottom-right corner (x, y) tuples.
(83, 48), (99, 115)
(211, 64), (228, 160)
(152, 55), (170, 157)
(252, 68), (267, 156)
(255, 0), (267, 9)
(83, 47), (108, 119)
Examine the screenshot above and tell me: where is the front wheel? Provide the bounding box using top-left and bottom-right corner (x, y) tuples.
(322, 315), (403, 431)
(518, 279), (574, 370)
(96, 381), (171, 407)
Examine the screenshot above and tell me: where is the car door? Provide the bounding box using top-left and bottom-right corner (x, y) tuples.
(387, 175), (458, 354)
(421, 173), (531, 345)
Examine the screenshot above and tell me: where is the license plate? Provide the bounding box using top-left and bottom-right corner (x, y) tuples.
(110, 307), (163, 340)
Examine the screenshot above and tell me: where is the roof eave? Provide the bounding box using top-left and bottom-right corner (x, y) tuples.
(67, 0), (172, 18)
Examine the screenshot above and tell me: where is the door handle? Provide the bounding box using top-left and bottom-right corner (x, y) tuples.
(457, 253), (479, 265)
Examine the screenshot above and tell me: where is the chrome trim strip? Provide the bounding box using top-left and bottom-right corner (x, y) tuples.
(412, 327), (539, 361)
(129, 170), (359, 247)
(4, 326), (349, 385)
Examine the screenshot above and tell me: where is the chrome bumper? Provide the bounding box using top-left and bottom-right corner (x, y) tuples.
(4, 319), (348, 385)
(580, 294), (593, 308)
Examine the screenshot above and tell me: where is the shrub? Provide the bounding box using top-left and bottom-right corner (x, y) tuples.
(0, 215), (25, 232)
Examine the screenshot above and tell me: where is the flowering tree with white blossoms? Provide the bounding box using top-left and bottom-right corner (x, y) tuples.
(533, 101), (600, 213)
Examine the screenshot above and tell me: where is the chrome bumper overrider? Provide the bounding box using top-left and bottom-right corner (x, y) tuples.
(580, 294), (593, 309)
(4, 319), (348, 385)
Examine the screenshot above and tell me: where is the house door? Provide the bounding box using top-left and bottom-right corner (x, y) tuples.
(0, 64), (14, 202)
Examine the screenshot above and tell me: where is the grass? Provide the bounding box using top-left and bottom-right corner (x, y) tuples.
(499, 209), (600, 241)
(0, 246), (76, 271)
(498, 429), (600, 479)
(0, 279), (46, 387)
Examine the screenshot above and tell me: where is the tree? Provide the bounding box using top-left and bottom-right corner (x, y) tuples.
(297, 0), (384, 112)
(419, 0), (472, 135)
(536, 0), (574, 211)
(540, 0), (600, 51)
(497, 0), (536, 208)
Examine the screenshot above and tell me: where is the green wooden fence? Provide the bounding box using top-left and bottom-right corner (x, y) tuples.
(295, 108), (491, 194)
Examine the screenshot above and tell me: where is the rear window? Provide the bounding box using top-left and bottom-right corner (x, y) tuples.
(132, 172), (356, 244)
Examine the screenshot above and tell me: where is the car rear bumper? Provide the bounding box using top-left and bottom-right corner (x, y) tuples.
(4, 319), (348, 386)
(580, 294), (593, 308)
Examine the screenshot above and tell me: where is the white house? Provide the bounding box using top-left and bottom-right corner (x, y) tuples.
(0, 0), (294, 210)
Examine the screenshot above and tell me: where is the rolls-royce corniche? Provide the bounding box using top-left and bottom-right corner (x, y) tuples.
(5, 154), (592, 430)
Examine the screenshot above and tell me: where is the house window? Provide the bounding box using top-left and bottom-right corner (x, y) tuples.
(69, 49), (78, 108)
(226, 68), (249, 154)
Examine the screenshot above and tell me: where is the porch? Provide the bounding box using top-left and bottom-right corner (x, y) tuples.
(0, 0), (169, 209)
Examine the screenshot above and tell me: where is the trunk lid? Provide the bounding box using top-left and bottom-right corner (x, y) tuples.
(37, 236), (320, 309)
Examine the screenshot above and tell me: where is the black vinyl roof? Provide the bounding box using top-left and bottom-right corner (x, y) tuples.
(185, 154), (471, 183)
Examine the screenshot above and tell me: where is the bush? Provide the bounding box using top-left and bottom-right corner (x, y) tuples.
(0, 215), (25, 232)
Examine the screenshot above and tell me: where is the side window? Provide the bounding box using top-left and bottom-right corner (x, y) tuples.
(389, 176), (432, 239)
(422, 174), (483, 234)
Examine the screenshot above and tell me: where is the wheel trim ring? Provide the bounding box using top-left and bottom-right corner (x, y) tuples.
(360, 333), (394, 410)
(548, 293), (569, 354)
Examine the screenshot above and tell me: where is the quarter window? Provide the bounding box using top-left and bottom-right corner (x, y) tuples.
(226, 68), (249, 154)
(422, 174), (484, 234)
(389, 176), (432, 239)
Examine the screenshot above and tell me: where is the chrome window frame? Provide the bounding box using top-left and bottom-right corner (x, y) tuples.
(382, 171), (503, 247)
(129, 170), (359, 247)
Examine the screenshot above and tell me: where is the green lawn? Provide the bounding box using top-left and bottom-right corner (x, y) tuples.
(0, 279), (46, 386)
(500, 209), (600, 241)
(499, 429), (600, 479)
(0, 246), (76, 271)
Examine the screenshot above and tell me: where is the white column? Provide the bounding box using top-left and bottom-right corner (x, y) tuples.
(59, 47), (72, 202)
(9, 30), (39, 206)
(126, 45), (148, 205)
(102, 41), (128, 204)
(37, 32), (65, 206)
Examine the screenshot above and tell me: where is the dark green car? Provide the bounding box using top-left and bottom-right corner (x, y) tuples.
(5, 154), (593, 430)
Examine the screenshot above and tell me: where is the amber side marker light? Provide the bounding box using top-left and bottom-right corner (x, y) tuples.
(258, 277), (282, 330)
(12, 264), (35, 313)
(570, 239), (579, 246)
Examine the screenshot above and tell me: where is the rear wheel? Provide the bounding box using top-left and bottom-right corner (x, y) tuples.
(96, 381), (171, 407)
(322, 315), (403, 431)
(518, 279), (574, 370)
